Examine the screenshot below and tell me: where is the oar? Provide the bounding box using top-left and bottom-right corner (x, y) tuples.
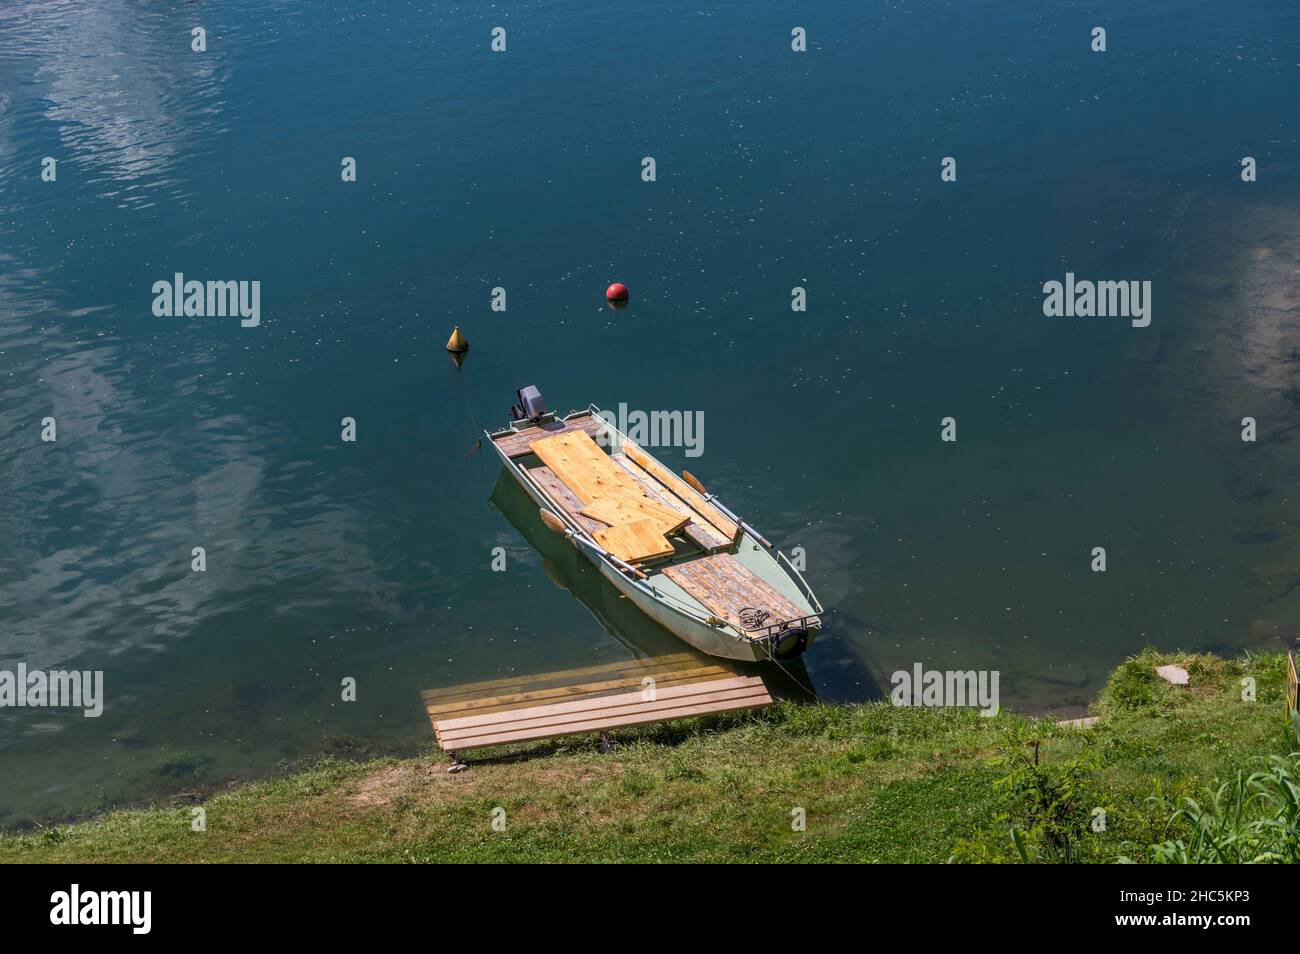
(680, 471), (773, 548)
(539, 510), (649, 579)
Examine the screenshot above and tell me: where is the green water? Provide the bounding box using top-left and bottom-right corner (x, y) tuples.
(2, 0), (1300, 826)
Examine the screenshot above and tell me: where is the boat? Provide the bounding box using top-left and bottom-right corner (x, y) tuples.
(485, 386), (824, 662)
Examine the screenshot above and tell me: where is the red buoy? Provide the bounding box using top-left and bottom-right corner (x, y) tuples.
(605, 282), (629, 303)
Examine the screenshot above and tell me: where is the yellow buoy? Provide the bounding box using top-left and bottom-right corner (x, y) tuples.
(445, 326), (469, 353)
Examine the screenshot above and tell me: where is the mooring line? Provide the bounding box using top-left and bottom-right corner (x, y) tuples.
(451, 361), (489, 490)
(762, 638), (818, 700)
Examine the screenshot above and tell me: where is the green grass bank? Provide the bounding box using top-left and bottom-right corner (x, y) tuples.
(1, 650), (1292, 863)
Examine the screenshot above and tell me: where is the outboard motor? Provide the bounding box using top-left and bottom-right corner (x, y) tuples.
(510, 385), (547, 422)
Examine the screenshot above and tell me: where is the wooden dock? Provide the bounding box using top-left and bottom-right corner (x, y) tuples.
(423, 653), (772, 756)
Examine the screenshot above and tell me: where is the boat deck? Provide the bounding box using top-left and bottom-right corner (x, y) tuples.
(489, 411), (609, 459)
(661, 553), (817, 636)
(423, 653), (772, 755)
(530, 429), (636, 504)
(527, 464), (608, 536)
(517, 427), (736, 563)
(610, 455), (731, 550)
(527, 454), (730, 554)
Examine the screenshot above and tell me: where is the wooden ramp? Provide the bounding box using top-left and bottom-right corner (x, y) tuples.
(423, 654), (771, 755)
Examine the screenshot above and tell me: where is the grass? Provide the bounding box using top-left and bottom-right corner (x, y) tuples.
(0, 649), (1291, 863)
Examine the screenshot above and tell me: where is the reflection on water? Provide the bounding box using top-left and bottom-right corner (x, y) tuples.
(0, 0), (230, 211)
(1, 0), (1299, 828)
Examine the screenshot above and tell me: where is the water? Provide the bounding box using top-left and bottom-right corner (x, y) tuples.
(2, 0), (1299, 827)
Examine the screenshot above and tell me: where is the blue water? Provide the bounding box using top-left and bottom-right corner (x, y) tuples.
(2, 0), (1299, 826)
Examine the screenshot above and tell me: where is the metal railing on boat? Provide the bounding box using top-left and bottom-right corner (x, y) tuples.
(778, 550), (824, 615)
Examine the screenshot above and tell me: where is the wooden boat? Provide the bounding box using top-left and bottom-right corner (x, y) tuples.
(486, 387), (824, 662)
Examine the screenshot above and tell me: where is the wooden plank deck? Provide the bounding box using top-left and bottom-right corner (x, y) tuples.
(505, 421), (733, 561)
(490, 412), (610, 459)
(661, 553), (815, 635)
(432, 675), (772, 753)
(423, 652), (723, 715)
(530, 431), (641, 504)
(592, 519), (675, 562)
(621, 439), (739, 540)
(530, 431), (682, 563)
(527, 464), (608, 536)
(427, 665), (743, 723)
(610, 454), (731, 551)
(579, 493), (689, 535)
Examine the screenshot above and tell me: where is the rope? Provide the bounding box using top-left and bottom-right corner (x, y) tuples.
(451, 361), (488, 489)
(762, 636), (818, 698)
(745, 609), (818, 698)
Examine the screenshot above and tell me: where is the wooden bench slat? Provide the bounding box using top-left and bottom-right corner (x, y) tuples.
(439, 693), (772, 751)
(436, 675), (759, 738)
(435, 675), (761, 732)
(436, 688), (772, 748)
(431, 675), (772, 752)
(424, 666), (738, 722)
(421, 652), (707, 703)
(438, 685), (772, 752)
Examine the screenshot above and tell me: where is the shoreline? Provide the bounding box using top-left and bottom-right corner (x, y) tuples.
(0, 649), (1288, 863)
